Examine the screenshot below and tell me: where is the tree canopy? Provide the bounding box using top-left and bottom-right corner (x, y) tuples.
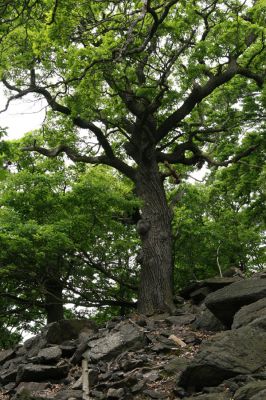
(0, 0), (265, 315)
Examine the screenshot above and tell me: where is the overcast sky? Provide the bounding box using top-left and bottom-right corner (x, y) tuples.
(0, 88), (46, 139)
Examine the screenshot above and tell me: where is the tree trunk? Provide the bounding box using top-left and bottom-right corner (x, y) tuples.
(44, 278), (64, 324)
(135, 159), (176, 315)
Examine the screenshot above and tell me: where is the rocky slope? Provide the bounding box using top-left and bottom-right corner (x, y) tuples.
(0, 272), (266, 400)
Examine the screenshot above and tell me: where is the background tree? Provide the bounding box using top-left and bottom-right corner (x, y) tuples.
(0, 0), (265, 314)
(0, 138), (138, 327)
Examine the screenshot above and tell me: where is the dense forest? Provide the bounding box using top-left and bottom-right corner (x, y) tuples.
(0, 0), (265, 348)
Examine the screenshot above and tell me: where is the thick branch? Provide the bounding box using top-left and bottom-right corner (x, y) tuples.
(156, 61), (265, 140)
(157, 141), (259, 168)
(0, 292), (43, 307)
(66, 284), (137, 309)
(201, 144), (259, 167)
(81, 252), (138, 291)
(2, 77), (136, 179)
(22, 143), (136, 179)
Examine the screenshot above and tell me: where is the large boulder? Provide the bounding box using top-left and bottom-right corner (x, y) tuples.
(232, 298), (266, 330)
(29, 346), (62, 364)
(233, 381), (266, 400)
(83, 322), (145, 362)
(205, 279), (266, 327)
(180, 277), (241, 301)
(179, 326), (266, 391)
(44, 319), (97, 345)
(16, 363), (69, 382)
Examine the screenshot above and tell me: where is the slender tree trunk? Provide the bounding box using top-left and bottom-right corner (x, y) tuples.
(44, 278), (64, 324)
(135, 159), (176, 315)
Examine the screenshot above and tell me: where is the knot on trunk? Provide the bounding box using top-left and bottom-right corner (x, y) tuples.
(136, 219), (151, 236)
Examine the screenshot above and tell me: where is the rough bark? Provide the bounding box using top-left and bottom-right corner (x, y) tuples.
(44, 278), (64, 324)
(135, 159), (176, 315)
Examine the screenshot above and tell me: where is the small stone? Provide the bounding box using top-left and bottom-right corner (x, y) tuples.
(166, 314), (196, 326)
(131, 381), (145, 393)
(54, 390), (82, 400)
(143, 389), (168, 398)
(106, 387), (125, 399)
(143, 371), (159, 382)
(91, 390), (105, 399)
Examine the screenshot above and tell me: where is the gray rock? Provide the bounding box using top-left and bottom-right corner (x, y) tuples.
(44, 319), (97, 345)
(180, 277), (241, 299)
(166, 314), (196, 326)
(0, 368), (18, 383)
(15, 346), (27, 357)
(83, 322), (145, 362)
(0, 349), (16, 365)
(192, 306), (226, 332)
(179, 326), (266, 391)
(59, 342), (77, 357)
(143, 389), (169, 398)
(205, 279), (266, 327)
(185, 393), (231, 400)
(190, 287), (211, 303)
(2, 382), (16, 391)
(163, 357), (189, 374)
(106, 387), (125, 399)
(143, 371), (160, 382)
(204, 277), (243, 290)
(16, 382), (50, 394)
(90, 390), (105, 399)
(232, 298), (266, 329)
(23, 335), (48, 358)
(173, 295), (185, 304)
(251, 389), (266, 399)
(131, 381), (146, 393)
(29, 346), (62, 364)
(3, 356), (25, 370)
(38, 346), (62, 363)
(16, 363), (69, 382)
(234, 381), (266, 400)
(54, 389), (82, 400)
(71, 369), (98, 389)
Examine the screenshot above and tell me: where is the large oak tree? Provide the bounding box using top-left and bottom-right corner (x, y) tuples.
(0, 0), (265, 314)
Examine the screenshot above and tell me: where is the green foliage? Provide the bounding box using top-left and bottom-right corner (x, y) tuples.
(172, 156), (265, 289)
(0, 138), (139, 333)
(0, 0), (265, 315)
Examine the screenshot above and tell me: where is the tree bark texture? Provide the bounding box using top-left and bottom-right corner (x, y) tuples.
(135, 159), (175, 315)
(44, 277), (64, 324)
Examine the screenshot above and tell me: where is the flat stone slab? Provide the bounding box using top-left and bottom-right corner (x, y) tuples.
(205, 279), (266, 327)
(36, 346), (62, 364)
(83, 322), (145, 362)
(179, 326), (266, 391)
(166, 314), (196, 326)
(16, 363), (69, 382)
(180, 277), (242, 299)
(232, 298), (266, 330)
(186, 393), (231, 400)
